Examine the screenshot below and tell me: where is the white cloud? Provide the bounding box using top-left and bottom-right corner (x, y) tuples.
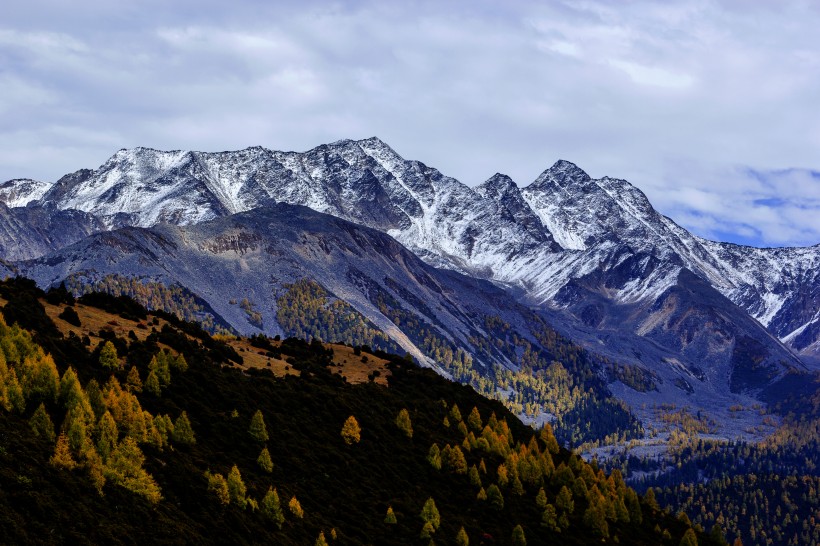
(0, 0), (818, 246)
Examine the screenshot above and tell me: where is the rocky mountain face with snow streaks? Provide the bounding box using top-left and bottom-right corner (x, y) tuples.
(2, 137), (818, 441)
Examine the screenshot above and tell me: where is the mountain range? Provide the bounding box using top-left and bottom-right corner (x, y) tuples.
(1, 137), (817, 446)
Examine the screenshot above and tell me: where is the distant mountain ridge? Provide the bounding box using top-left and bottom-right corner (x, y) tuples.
(1, 137), (818, 443)
(6, 137), (814, 361)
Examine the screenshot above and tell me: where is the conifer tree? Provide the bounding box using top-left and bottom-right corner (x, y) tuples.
(477, 487), (487, 501)
(512, 475), (525, 496)
(125, 366), (142, 393)
(341, 415), (361, 445)
(172, 411), (196, 444)
(226, 465), (247, 508)
(315, 532), (328, 546)
(457, 421), (469, 437)
(556, 486), (574, 514)
(535, 487), (547, 509)
(171, 353), (188, 372)
(511, 524), (527, 546)
(62, 405), (90, 456)
(625, 488), (642, 525)
(85, 447), (106, 495)
(59, 367), (83, 409)
(487, 484), (504, 511)
(539, 422), (560, 455)
(467, 406), (482, 431)
(644, 487), (660, 512)
(148, 352), (171, 386)
(99, 341), (119, 370)
(105, 437), (162, 503)
(154, 414), (174, 447)
(207, 472), (230, 505)
(51, 432), (77, 469)
(427, 443), (442, 470)
(541, 504), (559, 531)
(262, 487), (285, 528)
(97, 410), (119, 461)
(257, 446), (274, 473)
(420, 497), (441, 530)
(249, 409), (269, 442)
(497, 463), (509, 486)
(469, 464), (482, 487)
(572, 476), (589, 501)
(679, 528), (698, 546)
(289, 496), (304, 518)
(456, 526), (469, 546)
(384, 506), (397, 524)
(144, 370), (161, 396)
(22, 351), (60, 403)
(583, 500), (609, 539)
(396, 408), (413, 438)
(29, 402), (55, 441)
(85, 378), (106, 420)
(3, 369), (25, 413)
(449, 403), (462, 423)
(447, 445), (468, 474)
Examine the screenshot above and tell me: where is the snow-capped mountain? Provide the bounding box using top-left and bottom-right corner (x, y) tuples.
(3, 137), (818, 440)
(0, 178), (51, 208)
(24, 137), (817, 364)
(13, 203), (789, 442)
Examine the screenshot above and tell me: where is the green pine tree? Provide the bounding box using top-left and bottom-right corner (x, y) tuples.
(206, 471), (230, 505)
(171, 411), (196, 444)
(396, 408), (413, 438)
(257, 446), (274, 473)
(125, 366), (142, 392)
(456, 526), (469, 546)
(96, 410), (119, 461)
(29, 402), (55, 441)
(249, 409), (269, 442)
(511, 524), (527, 546)
(144, 369), (161, 396)
(226, 465), (247, 508)
(99, 341), (119, 370)
(261, 487), (285, 528)
(487, 484), (504, 511)
(420, 497), (441, 530)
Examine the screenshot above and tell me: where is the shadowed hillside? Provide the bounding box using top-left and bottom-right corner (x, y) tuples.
(0, 276), (722, 545)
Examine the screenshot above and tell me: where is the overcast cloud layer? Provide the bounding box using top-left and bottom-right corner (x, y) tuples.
(2, 0), (819, 247)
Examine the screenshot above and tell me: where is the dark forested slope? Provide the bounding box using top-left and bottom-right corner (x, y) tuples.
(0, 277), (717, 545)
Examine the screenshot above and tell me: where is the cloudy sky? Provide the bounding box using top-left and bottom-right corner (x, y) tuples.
(2, 0), (819, 247)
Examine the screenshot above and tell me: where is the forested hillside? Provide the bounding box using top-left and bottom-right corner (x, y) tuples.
(599, 376), (820, 546)
(0, 277), (717, 545)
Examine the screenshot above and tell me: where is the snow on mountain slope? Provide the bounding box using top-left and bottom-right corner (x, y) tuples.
(4, 137), (819, 393)
(0, 179), (51, 208)
(15, 203), (782, 442)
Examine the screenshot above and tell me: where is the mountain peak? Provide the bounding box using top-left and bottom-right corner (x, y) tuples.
(357, 136), (390, 147)
(529, 159), (591, 190)
(477, 173), (517, 193)
(0, 178), (52, 208)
